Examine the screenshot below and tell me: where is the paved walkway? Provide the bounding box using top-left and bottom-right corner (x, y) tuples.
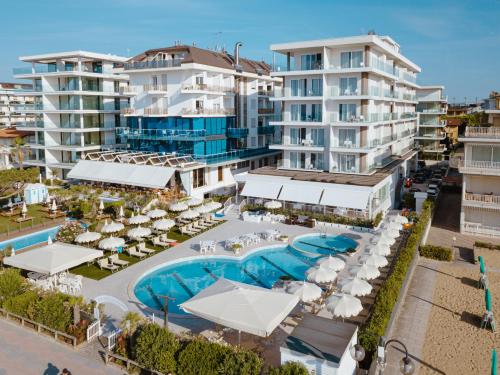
(0, 319), (123, 375)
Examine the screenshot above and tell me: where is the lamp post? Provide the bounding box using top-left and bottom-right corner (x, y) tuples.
(158, 294), (175, 329)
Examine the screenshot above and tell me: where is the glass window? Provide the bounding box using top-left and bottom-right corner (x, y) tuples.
(340, 51), (363, 68)
(311, 153), (324, 170)
(338, 128), (356, 146)
(311, 128), (324, 146)
(471, 146), (492, 162)
(311, 79), (322, 96)
(290, 152), (298, 168)
(339, 104), (357, 121)
(290, 128), (299, 144)
(338, 154), (356, 172)
(193, 168), (205, 188)
(311, 104), (322, 121)
(340, 77), (358, 95)
(300, 54), (322, 70)
(291, 80), (299, 96)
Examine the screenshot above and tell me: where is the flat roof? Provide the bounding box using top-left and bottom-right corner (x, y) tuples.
(418, 85), (445, 90)
(19, 50), (128, 63)
(282, 313), (357, 364)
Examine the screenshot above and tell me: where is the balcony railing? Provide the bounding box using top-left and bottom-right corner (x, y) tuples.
(143, 84), (168, 92)
(258, 108), (275, 114)
(458, 159), (500, 171)
(464, 127), (500, 138)
(227, 128), (249, 138)
(181, 84), (234, 94)
(144, 108), (168, 116)
(188, 147), (277, 164)
(258, 90), (274, 96)
(463, 222), (500, 237)
(257, 126), (276, 135)
(124, 59), (183, 70)
(117, 127), (206, 141)
(464, 192), (500, 207)
(181, 108), (234, 116)
(17, 120), (44, 128)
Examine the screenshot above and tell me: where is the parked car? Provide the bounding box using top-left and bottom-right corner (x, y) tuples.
(427, 188), (438, 197)
(409, 187), (421, 193)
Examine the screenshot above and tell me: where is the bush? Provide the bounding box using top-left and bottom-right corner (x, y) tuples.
(0, 269), (28, 306)
(474, 241), (500, 250)
(56, 221), (85, 243)
(177, 339), (231, 375)
(419, 245), (452, 261)
(218, 348), (262, 375)
(359, 200), (434, 352)
(269, 361), (309, 375)
(33, 292), (75, 332)
(3, 290), (38, 318)
(134, 323), (179, 374)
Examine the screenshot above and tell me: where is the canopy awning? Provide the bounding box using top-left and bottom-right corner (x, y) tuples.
(240, 180), (283, 200)
(320, 185), (371, 210)
(68, 160), (175, 189)
(180, 278), (299, 337)
(279, 181), (324, 205)
(4, 242), (103, 275)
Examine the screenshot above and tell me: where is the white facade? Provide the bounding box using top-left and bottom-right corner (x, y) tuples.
(13, 51), (129, 179)
(269, 34), (420, 175)
(416, 85), (448, 157)
(458, 126), (500, 238)
(0, 82), (35, 128)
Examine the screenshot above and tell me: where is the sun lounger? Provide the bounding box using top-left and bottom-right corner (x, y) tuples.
(159, 234), (177, 244)
(137, 242), (156, 255)
(187, 224), (201, 234)
(109, 254), (129, 268)
(98, 258), (120, 273)
(152, 237), (171, 247)
(126, 246), (147, 259)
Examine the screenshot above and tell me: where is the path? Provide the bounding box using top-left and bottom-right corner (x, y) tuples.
(0, 319), (123, 375)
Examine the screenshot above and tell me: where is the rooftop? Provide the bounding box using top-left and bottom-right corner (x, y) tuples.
(19, 50), (128, 63)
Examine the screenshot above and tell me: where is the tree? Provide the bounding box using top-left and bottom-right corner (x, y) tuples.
(0, 269), (28, 306)
(269, 362), (309, 375)
(119, 311), (144, 338)
(134, 323), (179, 374)
(11, 136), (26, 170)
(218, 349), (262, 375)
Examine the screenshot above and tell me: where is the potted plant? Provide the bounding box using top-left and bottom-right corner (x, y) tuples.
(278, 234), (289, 243)
(231, 243), (242, 254)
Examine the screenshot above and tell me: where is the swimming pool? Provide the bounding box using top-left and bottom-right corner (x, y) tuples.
(292, 233), (358, 256)
(134, 234), (357, 315)
(0, 225), (60, 251)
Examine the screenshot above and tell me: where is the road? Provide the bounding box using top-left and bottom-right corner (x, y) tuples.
(0, 319), (124, 375)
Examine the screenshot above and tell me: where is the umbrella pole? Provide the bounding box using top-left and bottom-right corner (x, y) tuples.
(238, 330), (241, 346)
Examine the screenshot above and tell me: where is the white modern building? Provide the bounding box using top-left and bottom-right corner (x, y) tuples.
(416, 86), (448, 159)
(238, 34), (421, 219)
(13, 51), (130, 179)
(0, 82), (35, 128)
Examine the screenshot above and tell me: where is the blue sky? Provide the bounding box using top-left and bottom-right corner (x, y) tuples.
(1, 0), (499, 101)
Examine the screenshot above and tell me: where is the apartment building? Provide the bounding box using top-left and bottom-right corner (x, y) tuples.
(116, 44), (281, 197)
(0, 82), (35, 128)
(416, 86), (448, 159)
(483, 91), (500, 126)
(236, 35), (420, 220)
(13, 51), (129, 179)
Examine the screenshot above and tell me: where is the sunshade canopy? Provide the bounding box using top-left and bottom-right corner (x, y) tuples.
(180, 278), (299, 337)
(4, 242), (103, 275)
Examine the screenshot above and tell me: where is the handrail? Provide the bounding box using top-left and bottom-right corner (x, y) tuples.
(104, 351), (164, 375)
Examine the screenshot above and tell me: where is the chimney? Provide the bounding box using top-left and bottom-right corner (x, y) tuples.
(234, 42), (243, 72)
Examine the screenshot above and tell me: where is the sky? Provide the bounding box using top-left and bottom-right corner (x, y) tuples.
(1, 0), (499, 102)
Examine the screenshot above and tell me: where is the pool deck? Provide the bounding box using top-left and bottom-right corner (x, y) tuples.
(81, 216), (373, 334)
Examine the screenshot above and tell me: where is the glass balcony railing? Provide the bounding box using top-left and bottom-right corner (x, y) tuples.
(227, 128), (249, 138)
(331, 87), (360, 96)
(257, 125), (276, 135)
(59, 82), (80, 91)
(124, 59), (183, 70)
(189, 147), (277, 164)
(17, 120), (44, 128)
(116, 127), (207, 141)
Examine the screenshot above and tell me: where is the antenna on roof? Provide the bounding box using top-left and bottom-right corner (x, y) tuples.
(214, 31), (222, 52)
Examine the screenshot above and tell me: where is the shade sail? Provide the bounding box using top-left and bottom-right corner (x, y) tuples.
(320, 185), (371, 210)
(278, 182), (324, 205)
(68, 160), (175, 189)
(240, 180), (283, 200)
(180, 278), (299, 337)
(4, 242), (103, 275)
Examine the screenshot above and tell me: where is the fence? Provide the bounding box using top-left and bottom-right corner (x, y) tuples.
(104, 351), (165, 375)
(86, 319), (101, 342)
(0, 217), (65, 239)
(0, 307), (78, 348)
(106, 329), (121, 351)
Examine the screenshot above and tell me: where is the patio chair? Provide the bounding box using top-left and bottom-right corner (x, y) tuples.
(159, 234), (177, 244)
(126, 246), (147, 259)
(153, 236), (171, 247)
(98, 258), (120, 273)
(137, 242), (156, 255)
(187, 224), (201, 234)
(109, 254), (129, 268)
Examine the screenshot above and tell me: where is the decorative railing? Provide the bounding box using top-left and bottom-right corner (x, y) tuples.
(464, 127), (500, 138)
(464, 192), (500, 206)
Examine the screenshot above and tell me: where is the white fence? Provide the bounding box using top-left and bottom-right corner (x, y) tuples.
(86, 319), (101, 342)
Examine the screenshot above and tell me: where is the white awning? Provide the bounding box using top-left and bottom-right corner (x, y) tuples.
(68, 160), (175, 189)
(320, 185), (371, 210)
(279, 182), (324, 205)
(240, 180), (283, 200)
(4, 242), (103, 275)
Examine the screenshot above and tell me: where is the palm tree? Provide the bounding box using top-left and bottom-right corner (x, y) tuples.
(10, 137), (26, 170)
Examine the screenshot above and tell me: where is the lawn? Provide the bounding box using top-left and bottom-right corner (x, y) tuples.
(0, 204), (58, 235)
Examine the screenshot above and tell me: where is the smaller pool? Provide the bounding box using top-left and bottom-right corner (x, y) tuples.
(292, 233), (358, 256)
(0, 226), (60, 251)
(100, 196), (123, 203)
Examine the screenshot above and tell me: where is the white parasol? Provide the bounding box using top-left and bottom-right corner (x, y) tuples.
(98, 236), (125, 250)
(75, 231), (102, 244)
(178, 209), (200, 220)
(128, 214), (150, 225)
(169, 202), (188, 212)
(286, 281), (322, 303)
(152, 218), (176, 231)
(306, 266), (337, 283)
(127, 226), (152, 239)
(101, 221), (124, 234)
(316, 255), (346, 272)
(147, 209), (167, 219)
(340, 277), (373, 297)
(326, 293), (363, 318)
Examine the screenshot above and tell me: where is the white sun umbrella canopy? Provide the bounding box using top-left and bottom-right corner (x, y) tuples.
(286, 281), (322, 303)
(350, 264), (380, 280)
(75, 230), (102, 244)
(147, 209), (167, 219)
(326, 293), (363, 318)
(152, 218), (176, 231)
(207, 201), (222, 210)
(306, 266), (337, 284)
(101, 221), (125, 234)
(128, 214), (150, 225)
(51, 199), (57, 212)
(99, 199), (104, 211)
(359, 253), (388, 268)
(169, 202), (188, 212)
(119, 206), (124, 219)
(185, 197), (203, 207)
(179, 209), (200, 220)
(341, 277), (373, 297)
(98, 236), (125, 250)
(264, 200), (282, 210)
(127, 226), (152, 239)
(368, 243), (391, 256)
(316, 255), (346, 272)
(21, 202), (27, 215)
(47, 236), (53, 245)
(194, 204), (214, 214)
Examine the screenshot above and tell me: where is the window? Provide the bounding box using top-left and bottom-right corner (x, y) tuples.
(290, 128), (306, 144)
(311, 153), (324, 170)
(251, 137), (256, 147)
(218, 166), (223, 182)
(338, 154), (356, 172)
(291, 104), (307, 121)
(340, 77), (358, 95)
(311, 104), (322, 121)
(290, 79), (306, 96)
(195, 76), (204, 86)
(338, 128), (356, 147)
(251, 118), (257, 128)
(310, 128), (324, 146)
(193, 168), (205, 188)
(300, 54), (322, 70)
(339, 104), (357, 121)
(340, 51), (364, 68)
(311, 79), (322, 96)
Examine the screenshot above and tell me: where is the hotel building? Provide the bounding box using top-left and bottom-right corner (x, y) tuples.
(237, 34), (421, 220)
(13, 51), (130, 179)
(0, 82), (35, 128)
(416, 86), (448, 159)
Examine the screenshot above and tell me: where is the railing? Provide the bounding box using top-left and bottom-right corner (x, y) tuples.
(181, 108), (234, 116)
(370, 58), (395, 75)
(104, 351), (164, 375)
(143, 84), (168, 92)
(257, 125), (275, 135)
(144, 107), (168, 116)
(124, 59), (183, 70)
(464, 192), (500, 206)
(17, 120), (44, 128)
(464, 127), (500, 138)
(227, 128), (249, 138)
(457, 159), (500, 171)
(189, 147), (276, 164)
(181, 84), (234, 94)
(276, 88), (323, 97)
(258, 90), (274, 96)
(463, 222), (500, 237)
(117, 127), (206, 140)
(258, 108), (275, 114)
(86, 319), (101, 342)
(331, 87), (360, 97)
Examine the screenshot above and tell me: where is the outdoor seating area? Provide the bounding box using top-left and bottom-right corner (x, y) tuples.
(223, 230), (282, 254)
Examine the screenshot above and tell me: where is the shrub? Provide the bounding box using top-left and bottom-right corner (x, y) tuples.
(56, 221), (85, 243)
(269, 361), (309, 375)
(33, 292), (74, 332)
(218, 348), (262, 375)
(419, 245), (452, 261)
(177, 339), (231, 375)
(134, 323), (179, 374)
(474, 241), (500, 250)
(3, 289), (38, 318)
(0, 269), (28, 306)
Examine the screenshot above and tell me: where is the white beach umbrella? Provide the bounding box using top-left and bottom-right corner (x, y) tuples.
(264, 200), (282, 210)
(119, 206), (124, 218)
(194, 204), (214, 214)
(350, 264), (380, 280)
(207, 201), (222, 210)
(371, 233), (395, 246)
(51, 199), (57, 212)
(388, 220), (403, 231)
(385, 227), (400, 239)
(179, 209), (200, 220)
(359, 253), (388, 268)
(101, 221), (125, 234)
(21, 202), (27, 216)
(147, 209), (167, 219)
(185, 197), (203, 207)
(152, 218), (175, 231)
(99, 199), (104, 211)
(368, 243), (391, 256)
(98, 236), (125, 250)
(75, 231), (102, 244)
(169, 202), (188, 212)
(47, 236), (52, 245)
(127, 226), (152, 239)
(286, 281), (322, 303)
(306, 266), (337, 284)
(340, 277), (373, 297)
(316, 255), (346, 272)
(326, 293), (363, 318)
(45, 194), (51, 205)
(128, 214), (150, 225)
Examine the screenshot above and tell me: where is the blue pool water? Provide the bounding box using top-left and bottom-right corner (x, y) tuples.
(134, 234), (357, 315)
(0, 226), (60, 251)
(292, 233), (358, 255)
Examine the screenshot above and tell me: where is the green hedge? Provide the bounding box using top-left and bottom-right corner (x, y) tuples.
(474, 241), (500, 250)
(359, 200), (434, 352)
(419, 245), (452, 261)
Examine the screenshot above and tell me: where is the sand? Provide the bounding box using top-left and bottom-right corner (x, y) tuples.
(421, 263), (499, 374)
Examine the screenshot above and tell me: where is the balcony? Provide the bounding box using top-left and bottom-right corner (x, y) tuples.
(462, 221), (500, 238)
(258, 108), (275, 115)
(458, 159), (500, 175)
(181, 84), (234, 95)
(117, 127), (207, 141)
(420, 144), (446, 153)
(419, 120), (446, 127)
(227, 128), (249, 138)
(464, 192), (500, 210)
(257, 125), (276, 135)
(415, 131), (446, 140)
(189, 147), (278, 164)
(144, 107), (168, 116)
(143, 84), (168, 94)
(463, 127), (500, 139)
(274, 88), (323, 99)
(16, 120), (45, 129)
(258, 90), (274, 96)
(124, 59), (183, 70)
(181, 108), (234, 116)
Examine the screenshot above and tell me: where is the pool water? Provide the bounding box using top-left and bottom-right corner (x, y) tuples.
(0, 226), (60, 251)
(292, 233), (358, 256)
(134, 234), (357, 315)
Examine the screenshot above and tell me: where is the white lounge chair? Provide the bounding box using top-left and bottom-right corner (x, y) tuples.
(159, 234), (177, 244)
(109, 254), (129, 268)
(98, 258), (119, 273)
(126, 246), (147, 259)
(153, 236), (171, 247)
(137, 242), (156, 255)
